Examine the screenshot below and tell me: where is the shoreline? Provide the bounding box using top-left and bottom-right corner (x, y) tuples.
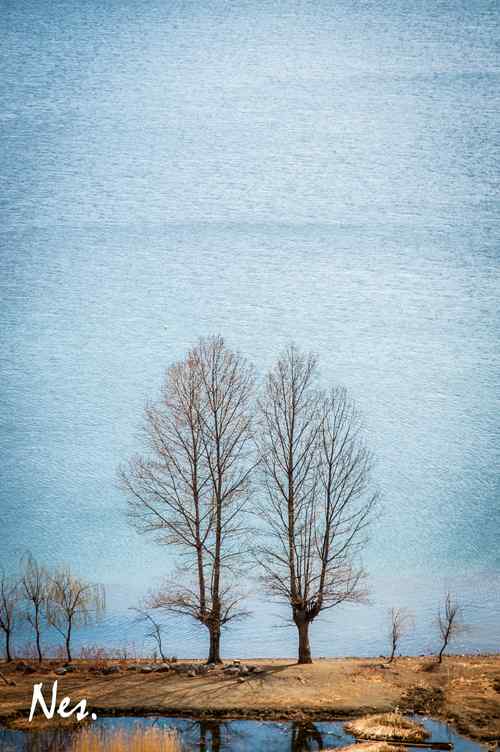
(0, 655), (499, 743)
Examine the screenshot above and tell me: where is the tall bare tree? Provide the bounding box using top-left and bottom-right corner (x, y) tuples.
(257, 345), (377, 664)
(437, 592), (463, 663)
(121, 336), (255, 663)
(20, 553), (49, 663)
(0, 570), (20, 662)
(46, 567), (105, 662)
(387, 607), (413, 662)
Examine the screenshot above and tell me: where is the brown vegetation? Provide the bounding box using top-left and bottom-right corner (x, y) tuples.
(71, 727), (181, 752)
(345, 711), (428, 742)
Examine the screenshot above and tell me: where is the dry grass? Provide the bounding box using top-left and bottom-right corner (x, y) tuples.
(1, 656), (498, 742)
(345, 711), (428, 742)
(70, 727), (181, 752)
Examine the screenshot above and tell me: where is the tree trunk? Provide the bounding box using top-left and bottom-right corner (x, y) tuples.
(207, 624), (222, 664)
(35, 617), (43, 663)
(158, 641), (166, 662)
(65, 622), (72, 663)
(209, 722), (221, 752)
(5, 630), (12, 662)
(296, 618), (312, 664)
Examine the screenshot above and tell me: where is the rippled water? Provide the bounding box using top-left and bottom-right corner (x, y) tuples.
(1, 0), (499, 658)
(0, 716), (488, 752)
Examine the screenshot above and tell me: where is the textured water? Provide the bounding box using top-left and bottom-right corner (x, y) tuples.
(0, 716), (488, 752)
(1, 0), (499, 659)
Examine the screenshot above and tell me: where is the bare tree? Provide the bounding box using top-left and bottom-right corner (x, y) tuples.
(131, 605), (167, 661)
(0, 570), (21, 662)
(257, 345), (377, 664)
(121, 335), (255, 663)
(387, 607), (413, 662)
(46, 567), (105, 662)
(437, 592), (463, 663)
(20, 553), (49, 663)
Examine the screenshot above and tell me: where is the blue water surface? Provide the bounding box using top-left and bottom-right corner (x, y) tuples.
(1, 0), (499, 658)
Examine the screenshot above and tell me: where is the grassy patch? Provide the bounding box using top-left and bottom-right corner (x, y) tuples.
(345, 711), (429, 742)
(70, 727), (181, 752)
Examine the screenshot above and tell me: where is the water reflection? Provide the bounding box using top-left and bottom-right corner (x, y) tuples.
(290, 722), (324, 751)
(0, 716), (487, 752)
(0, 721), (337, 752)
(194, 720), (328, 752)
(0, 724), (77, 752)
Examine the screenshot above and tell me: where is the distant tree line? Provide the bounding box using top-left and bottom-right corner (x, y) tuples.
(0, 555), (104, 663)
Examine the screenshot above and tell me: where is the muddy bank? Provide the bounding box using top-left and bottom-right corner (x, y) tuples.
(0, 656), (498, 743)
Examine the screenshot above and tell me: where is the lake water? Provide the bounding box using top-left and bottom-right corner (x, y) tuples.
(1, 0), (499, 659)
(0, 716), (489, 752)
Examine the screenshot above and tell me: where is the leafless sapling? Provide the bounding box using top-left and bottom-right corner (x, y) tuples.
(256, 345), (377, 664)
(437, 592), (463, 663)
(387, 607), (413, 662)
(46, 567), (105, 662)
(0, 570), (21, 662)
(131, 605), (167, 661)
(121, 336), (255, 663)
(20, 553), (49, 663)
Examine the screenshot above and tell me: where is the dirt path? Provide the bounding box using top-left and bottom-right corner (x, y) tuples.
(0, 656), (498, 743)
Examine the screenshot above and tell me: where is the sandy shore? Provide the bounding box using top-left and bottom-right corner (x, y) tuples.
(1, 656), (499, 743)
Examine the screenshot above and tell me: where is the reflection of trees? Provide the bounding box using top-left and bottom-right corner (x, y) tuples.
(190, 718), (326, 751)
(290, 722), (324, 751)
(0, 725), (79, 752)
(148, 717), (228, 751)
(0, 718), (331, 752)
(187, 719), (248, 752)
(198, 720), (222, 752)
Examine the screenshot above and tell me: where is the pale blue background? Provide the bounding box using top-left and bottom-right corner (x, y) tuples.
(1, 0), (499, 658)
